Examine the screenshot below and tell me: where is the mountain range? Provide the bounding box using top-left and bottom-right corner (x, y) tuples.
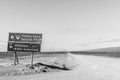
(86, 47), (120, 52)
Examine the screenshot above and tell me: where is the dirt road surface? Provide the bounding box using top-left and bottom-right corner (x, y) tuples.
(1, 54), (120, 80)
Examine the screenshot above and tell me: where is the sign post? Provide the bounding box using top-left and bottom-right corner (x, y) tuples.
(31, 52), (34, 68)
(14, 51), (16, 65)
(13, 51), (19, 65)
(7, 32), (42, 66)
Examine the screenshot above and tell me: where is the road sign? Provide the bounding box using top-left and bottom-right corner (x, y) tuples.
(8, 32), (42, 52)
(8, 42), (41, 52)
(8, 33), (42, 43)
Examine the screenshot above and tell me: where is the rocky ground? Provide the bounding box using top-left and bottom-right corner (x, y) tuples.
(0, 53), (78, 76)
(1, 53), (120, 80)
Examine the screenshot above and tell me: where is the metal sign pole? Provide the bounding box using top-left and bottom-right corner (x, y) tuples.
(14, 51), (17, 65)
(31, 52), (34, 68)
(14, 51), (19, 65)
(16, 52), (19, 65)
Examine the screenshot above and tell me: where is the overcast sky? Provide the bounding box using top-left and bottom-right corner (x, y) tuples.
(0, 0), (120, 51)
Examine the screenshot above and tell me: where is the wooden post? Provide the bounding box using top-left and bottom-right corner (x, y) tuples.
(31, 52), (34, 68)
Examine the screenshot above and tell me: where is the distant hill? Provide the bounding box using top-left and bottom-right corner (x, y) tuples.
(87, 47), (120, 52)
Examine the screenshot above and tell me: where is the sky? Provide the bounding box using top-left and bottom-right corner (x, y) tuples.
(0, 0), (120, 51)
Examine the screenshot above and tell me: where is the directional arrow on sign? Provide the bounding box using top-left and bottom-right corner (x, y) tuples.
(10, 35), (15, 40)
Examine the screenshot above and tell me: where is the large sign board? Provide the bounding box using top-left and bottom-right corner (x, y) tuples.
(8, 33), (42, 52)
